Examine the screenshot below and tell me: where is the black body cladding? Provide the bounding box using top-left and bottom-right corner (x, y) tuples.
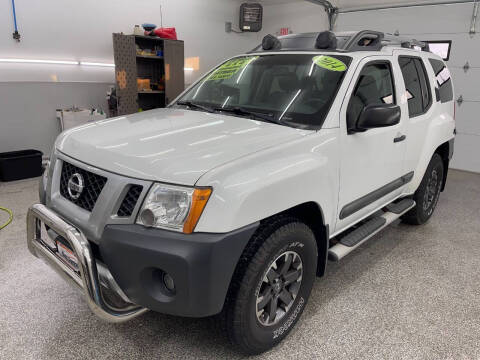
(339, 172), (415, 219)
(99, 223), (259, 317)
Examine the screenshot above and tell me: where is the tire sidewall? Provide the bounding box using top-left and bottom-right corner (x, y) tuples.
(243, 224), (317, 350)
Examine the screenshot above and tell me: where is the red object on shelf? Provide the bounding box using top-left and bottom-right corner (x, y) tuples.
(154, 27), (177, 40)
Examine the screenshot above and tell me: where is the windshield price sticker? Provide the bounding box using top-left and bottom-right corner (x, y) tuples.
(313, 56), (347, 72)
(208, 57), (258, 81)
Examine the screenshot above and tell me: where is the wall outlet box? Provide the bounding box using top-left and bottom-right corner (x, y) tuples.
(225, 22), (232, 33)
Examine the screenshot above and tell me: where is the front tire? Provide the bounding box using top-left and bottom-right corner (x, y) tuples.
(403, 153), (444, 225)
(222, 216), (317, 355)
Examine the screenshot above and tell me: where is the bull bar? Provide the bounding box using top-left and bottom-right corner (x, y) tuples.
(26, 203), (148, 323)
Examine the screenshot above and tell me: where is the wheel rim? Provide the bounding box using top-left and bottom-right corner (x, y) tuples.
(255, 251), (303, 327)
(423, 169), (439, 211)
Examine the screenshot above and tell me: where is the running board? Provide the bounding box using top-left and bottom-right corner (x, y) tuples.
(328, 199), (416, 261)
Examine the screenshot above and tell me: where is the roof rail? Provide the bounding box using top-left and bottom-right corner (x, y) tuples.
(382, 34), (429, 51)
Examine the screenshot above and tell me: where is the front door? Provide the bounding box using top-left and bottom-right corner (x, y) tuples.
(335, 57), (409, 234)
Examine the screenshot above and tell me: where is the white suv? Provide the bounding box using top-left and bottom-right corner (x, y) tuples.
(27, 30), (455, 354)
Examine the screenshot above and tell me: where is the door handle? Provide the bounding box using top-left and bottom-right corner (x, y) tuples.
(394, 135), (406, 143)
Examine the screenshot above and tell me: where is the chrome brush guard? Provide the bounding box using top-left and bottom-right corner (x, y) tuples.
(26, 203), (147, 323)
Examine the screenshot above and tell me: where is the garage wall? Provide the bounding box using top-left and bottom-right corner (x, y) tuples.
(0, 0), (263, 155)
(261, 1), (329, 35)
(0, 82), (112, 157)
(334, 2), (479, 173)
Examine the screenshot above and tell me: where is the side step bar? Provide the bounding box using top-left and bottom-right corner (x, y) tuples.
(328, 198), (415, 261)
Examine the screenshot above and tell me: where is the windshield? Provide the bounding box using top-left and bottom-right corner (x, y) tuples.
(176, 54), (351, 128)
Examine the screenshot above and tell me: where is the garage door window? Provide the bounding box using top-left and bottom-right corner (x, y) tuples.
(399, 57), (432, 117)
(429, 58), (453, 103)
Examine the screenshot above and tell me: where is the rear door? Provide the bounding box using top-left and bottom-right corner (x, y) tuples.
(335, 57), (409, 234)
(395, 54), (435, 176)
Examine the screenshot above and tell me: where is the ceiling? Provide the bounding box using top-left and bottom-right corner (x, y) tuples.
(238, 0), (468, 10)
(335, 0), (466, 10)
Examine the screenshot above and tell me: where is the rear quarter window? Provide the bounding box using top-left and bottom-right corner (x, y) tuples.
(429, 58), (453, 103)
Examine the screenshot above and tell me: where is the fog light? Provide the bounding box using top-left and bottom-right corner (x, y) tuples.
(163, 272), (175, 292)
(139, 208), (155, 227)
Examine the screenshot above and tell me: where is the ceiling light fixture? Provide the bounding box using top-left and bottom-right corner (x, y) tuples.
(0, 58), (79, 65)
(80, 62), (115, 67)
(0, 58), (197, 71)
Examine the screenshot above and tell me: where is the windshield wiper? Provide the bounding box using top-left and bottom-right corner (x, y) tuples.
(176, 100), (215, 113)
(215, 106), (281, 125)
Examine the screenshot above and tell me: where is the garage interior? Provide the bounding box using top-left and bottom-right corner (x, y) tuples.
(1, 0), (479, 359)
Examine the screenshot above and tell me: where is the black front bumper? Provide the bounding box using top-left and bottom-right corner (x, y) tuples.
(99, 223), (258, 317)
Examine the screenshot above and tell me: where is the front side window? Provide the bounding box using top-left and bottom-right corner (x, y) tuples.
(399, 56), (432, 117)
(176, 54), (351, 129)
(346, 62), (395, 131)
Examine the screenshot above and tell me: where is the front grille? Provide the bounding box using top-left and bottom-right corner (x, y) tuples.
(60, 162), (107, 212)
(117, 185), (143, 217)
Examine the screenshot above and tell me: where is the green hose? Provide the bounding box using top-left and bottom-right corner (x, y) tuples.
(0, 206), (13, 230)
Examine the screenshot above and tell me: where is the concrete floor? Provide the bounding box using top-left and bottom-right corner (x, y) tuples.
(0, 169), (479, 359)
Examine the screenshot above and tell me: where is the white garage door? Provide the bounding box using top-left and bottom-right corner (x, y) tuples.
(336, 2), (480, 173)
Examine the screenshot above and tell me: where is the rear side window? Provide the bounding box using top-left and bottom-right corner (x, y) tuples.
(399, 56), (432, 117)
(347, 62), (395, 130)
(429, 58), (453, 103)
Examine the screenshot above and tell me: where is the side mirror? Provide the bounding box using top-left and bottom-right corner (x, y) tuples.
(356, 103), (401, 131)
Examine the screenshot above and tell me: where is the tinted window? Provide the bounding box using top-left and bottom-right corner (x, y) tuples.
(347, 62), (395, 130)
(399, 57), (432, 117)
(416, 59), (432, 110)
(429, 58), (453, 103)
(178, 54), (351, 129)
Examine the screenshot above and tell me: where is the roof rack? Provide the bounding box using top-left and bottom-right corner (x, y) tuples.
(338, 30), (429, 51)
(249, 30), (430, 53)
(381, 34), (429, 51)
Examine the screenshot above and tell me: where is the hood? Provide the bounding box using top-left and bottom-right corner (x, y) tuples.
(56, 108), (310, 185)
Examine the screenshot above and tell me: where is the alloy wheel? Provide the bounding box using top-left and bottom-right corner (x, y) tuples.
(423, 169), (438, 211)
(255, 251), (303, 326)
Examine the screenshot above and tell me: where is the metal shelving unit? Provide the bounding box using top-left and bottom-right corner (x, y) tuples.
(112, 33), (185, 115)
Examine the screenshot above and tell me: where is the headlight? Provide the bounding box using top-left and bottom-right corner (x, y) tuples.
(136, 183), (212, 234)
